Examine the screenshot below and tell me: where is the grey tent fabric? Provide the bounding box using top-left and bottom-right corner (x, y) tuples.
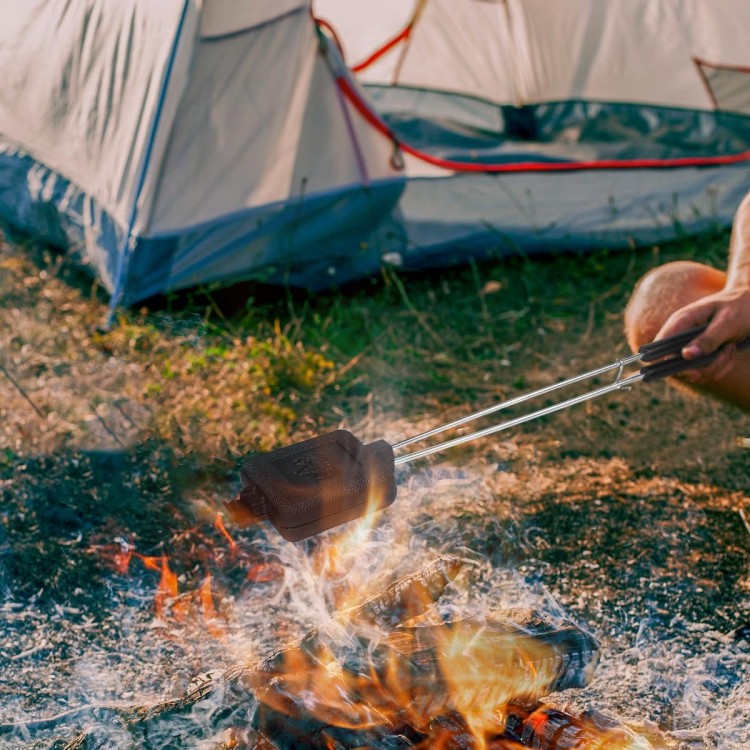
(0, 0), (749, 309)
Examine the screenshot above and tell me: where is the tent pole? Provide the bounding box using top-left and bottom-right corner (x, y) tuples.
(105, 0), (191, 328)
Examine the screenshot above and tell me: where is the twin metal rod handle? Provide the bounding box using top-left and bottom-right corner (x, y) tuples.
(228, 324), (749, 541)
(393, 324), (750, 466)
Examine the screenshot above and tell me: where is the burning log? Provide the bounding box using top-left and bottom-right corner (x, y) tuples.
(502, 705), (654, 750)
(27, 555), (461, 748)
(9, 554), (654, 749)
(247, 608), (600, 750)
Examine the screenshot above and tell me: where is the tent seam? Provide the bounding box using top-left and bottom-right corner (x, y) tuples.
(107, 0), (191, 323)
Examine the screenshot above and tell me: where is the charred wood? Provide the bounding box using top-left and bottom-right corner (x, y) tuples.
(247, 611), (599, 750)
(4, 554), (646, 750)
(12, 556), (460, 747)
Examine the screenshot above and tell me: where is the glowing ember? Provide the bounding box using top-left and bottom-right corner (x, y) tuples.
(502, 705), (654, 749)
(246, 563), (284, 583)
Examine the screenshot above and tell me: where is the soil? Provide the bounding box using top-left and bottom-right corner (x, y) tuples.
(1, 233), (749, 749)
(1, 436), (749, 748)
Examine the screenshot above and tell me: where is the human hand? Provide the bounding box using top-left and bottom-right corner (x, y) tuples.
(655, 285), (750, 384)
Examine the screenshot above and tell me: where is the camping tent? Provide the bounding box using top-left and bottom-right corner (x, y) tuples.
(1, 0), (749, 311)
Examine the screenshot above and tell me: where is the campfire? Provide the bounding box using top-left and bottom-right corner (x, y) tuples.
(8, 537), (662, 750)
(45, 556), (653, 750)
(3, 450), (748, 750)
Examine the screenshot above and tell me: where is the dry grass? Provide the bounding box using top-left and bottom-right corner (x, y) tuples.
(2, 228), (750, 749)
(0, 241), (335, 463)
(1, 225), (746, 481)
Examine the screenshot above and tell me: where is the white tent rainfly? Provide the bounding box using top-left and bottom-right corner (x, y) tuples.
(0, 0), (749, 311)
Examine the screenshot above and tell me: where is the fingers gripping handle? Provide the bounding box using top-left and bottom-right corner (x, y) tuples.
(639, 324), (750, 382)
(638, 324), (709, 362)
(641, 349), (720, 382)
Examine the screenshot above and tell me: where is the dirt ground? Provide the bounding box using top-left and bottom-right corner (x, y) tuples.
(1, 232), (749, 749)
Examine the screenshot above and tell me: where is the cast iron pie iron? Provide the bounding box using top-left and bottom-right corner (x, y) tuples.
(225, 324), (750, 541)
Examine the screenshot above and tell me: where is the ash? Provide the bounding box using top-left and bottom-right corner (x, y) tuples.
(1, 439), (749, 749)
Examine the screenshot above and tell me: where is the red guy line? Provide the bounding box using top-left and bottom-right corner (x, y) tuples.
(335, 76), (750, 174)
(693, 56), (750, 75)
(352, 24), (413, 73)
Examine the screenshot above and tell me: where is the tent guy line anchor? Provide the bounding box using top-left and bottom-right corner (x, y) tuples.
(0, 361), (46, 419)
(226, 324), (750, 542)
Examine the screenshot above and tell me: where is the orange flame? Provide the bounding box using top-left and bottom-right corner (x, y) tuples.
(244, 544), (652, 750)
(89, 514), (253, 637)
(308, 478), (399, 612)
(199, 573), (227, 637)
(252, 623), (655, 749)
(88, 505), (656, 747)
(136, 554), (187, 620)
(215, 513), (238, 558)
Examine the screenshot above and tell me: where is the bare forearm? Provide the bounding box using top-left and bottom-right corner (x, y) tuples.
(726, 191), (750, 290)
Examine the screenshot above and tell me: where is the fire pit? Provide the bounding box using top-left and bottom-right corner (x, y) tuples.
(1, 446), (749, 749)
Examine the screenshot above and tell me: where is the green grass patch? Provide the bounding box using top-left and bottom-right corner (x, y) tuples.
(0, 228), (733, 467)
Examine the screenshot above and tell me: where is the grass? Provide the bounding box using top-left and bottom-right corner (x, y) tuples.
(0, 226), (744, 480)
(3, 228), (750, 744)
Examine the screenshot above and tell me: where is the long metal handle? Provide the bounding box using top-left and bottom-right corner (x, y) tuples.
(394, 372), (643, 466)
(394, 323), (750, 466)
(392, 352), (642, 451)
(638, 324), (709, 362)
